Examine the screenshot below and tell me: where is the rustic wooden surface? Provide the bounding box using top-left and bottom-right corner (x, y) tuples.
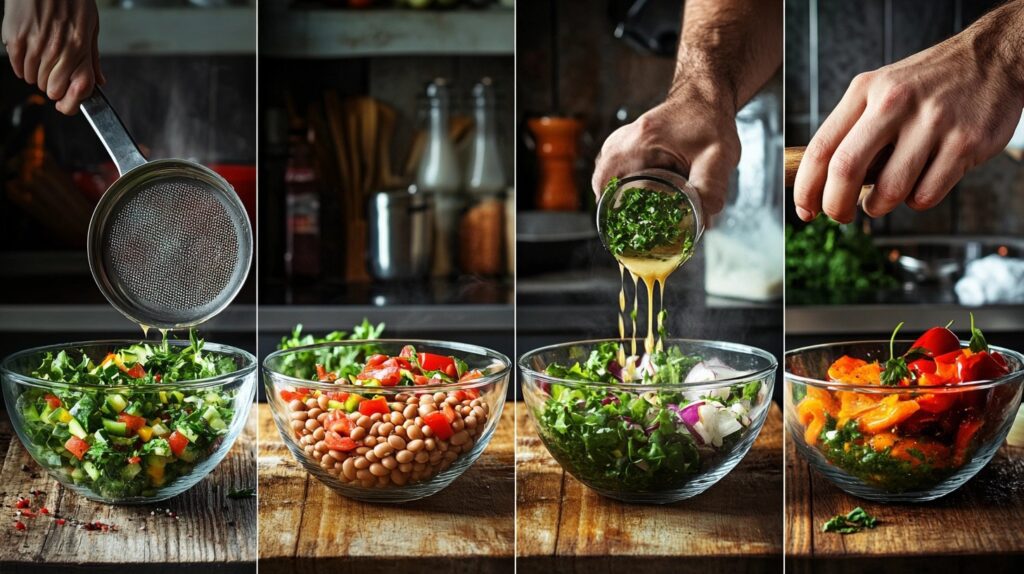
(0, 404), (258, 573)
(786, 428), (1024, 573)
(516, 402), (784, 573)
(257, 403), (515, 573)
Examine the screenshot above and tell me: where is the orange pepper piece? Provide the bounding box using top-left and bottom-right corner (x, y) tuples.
(797, 397), (831, 445)
(857, 395), (920, 434)
(828, 356), (867, 381)
(891, 438), (950, 468)
(837, 391), (879, 426)
(869, 432), (899, 452)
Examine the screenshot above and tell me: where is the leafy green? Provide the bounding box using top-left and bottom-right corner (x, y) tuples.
(968, 312), (989, 353)
(276, 320), (384, 380)
(603, 179), (692, 257)
(785, 215), (897, 304)
(822, 507), (878, 534)
(880, 322), (910, 386)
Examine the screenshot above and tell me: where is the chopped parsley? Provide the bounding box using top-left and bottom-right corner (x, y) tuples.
(603, 178), (693, 257)
(822, 507), (878, 534)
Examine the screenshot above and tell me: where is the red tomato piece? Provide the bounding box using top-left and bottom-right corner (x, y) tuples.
(459, 370), (483, 383)
(125, 363), (146, 379)
(280, 389), (308, 403)
(315, 364), (338, 382)
(64, 436), (90, 461)
(44, 394), (62, 409)
(444, 363), (458, 378)
(399, 345), (416, 359)
(419, 353), (456, 373)
(168, 431), (189, 457)
(127, 456), (142, 465)
(357, 397), (389, 416)
(323, 411), (352, 434)
(365, 354), (388, 368)
(118, 413), (146, 434)
(442, 403), (456, 423)
(324, 433), (359, 452)
(413, 375), (429, 386)
(359, 365), (401, 386)
(423, 411), (454, 440)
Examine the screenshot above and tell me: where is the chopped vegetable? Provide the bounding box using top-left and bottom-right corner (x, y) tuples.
(822, 507), (878, 534)
(603, 178), (693, 257)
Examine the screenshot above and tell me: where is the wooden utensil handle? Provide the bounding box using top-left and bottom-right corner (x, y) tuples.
(784, 146), (886, 188)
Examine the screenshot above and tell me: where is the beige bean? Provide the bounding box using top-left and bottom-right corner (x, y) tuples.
(395, 426), (408, 438)
(290, 410), (308, 421)
(465, 415), (478, 429)
(350, 426), (367, 441)
(290, 420), (305, 432)
(370, 422), (381, 436)
(444, 450), (458, 462)
(317, 412), (328, 422)
(312, 427), (326, 441)
(357, 416), (371, 429)
(306, 398), (319, 409)
(300, 435), (314, 446)
(432, 392), (446, 403)
(370, 413), (383, 423)
(303, 445), (314, 456)
(437, 441), (449, 452)
(373, 442), (393, 459)
(451, 430), (470, 446)
(377, 475), (390, 487)
(422, 425), (434, 438)
(360, 478), (375, 488)
(342, 457), (356, 480)
(388, 435), (406, 450)
(407, 439), (424, 452)
(366, 451), (379, 463)
(425, 438), (436, 451)
(354, 457), (370, 470)
(413, 462), (426, 472)
(429, 451), (442, 463)
(445, 395), (460, 406)
(364, 436), (377, 447)
(317, 394), (329, 410)
(391, 470), (408, 486)
(399, 462), (413, 473)
(308, 407), (323, 419)
(355, 446), (370, 455)
(369, 462), (389, 477)
(415, 451), (430, 464)
(452, 419), (465, 432)
(315, 440), (326, 452)
(403, 404), (418, 419)
(419, 394), (433, 404)
(391, 412), (405, 425)
(321, 453), (333, 465)
(379, 422), (395, 436)
(395, 393), (410, 403)
(356, 469), (372, 481)
(305, 418), (319, 431)
(288, 399), (306, 412)
(419, 405), (437, 418)
(328, 449), (345, 461)
(381, 456), (397, 470)
(407, 425), (423, 440)
(396, 450), (413, 464)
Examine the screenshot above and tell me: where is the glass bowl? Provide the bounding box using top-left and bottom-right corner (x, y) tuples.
(1, 340), (256, 504)
(263, 340), (510, 503)
(520, 338), (777, 504)
(785, 340), (1024, 502)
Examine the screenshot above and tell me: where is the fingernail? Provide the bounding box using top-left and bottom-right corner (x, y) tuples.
(795, 206), (812, 221)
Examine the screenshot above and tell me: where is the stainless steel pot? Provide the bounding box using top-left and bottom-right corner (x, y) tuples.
(367, 187), (434, 280)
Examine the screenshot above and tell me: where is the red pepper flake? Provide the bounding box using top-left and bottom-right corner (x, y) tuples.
(20, 509), (36, 518)
(40, 507), (50, 515)
(14, 521), (26, 531)
(56, 518), (66, 526)
(15, 498), (30, 509)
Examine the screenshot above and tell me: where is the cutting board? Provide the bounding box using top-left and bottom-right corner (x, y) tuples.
(0, 404), (258, 573)
(257, 403), (514, 573)
(516, 403), (784, 573)
(786, 433), (1024, 573)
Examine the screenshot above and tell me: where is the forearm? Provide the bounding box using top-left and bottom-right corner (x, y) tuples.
(671, 0), (782, 113)
(962, 0), (1024, 100)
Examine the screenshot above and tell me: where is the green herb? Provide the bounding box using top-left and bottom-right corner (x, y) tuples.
(822, 507), (878, 534)
(603, 179), (691, 257)
(276, 320), (384, 380)
(880, 322), (909, 386)
(968, 312), (989, 353)
(227, 487), (256, 499)
(785, 215), (898, 304)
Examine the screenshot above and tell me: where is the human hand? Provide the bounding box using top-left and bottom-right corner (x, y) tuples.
(793, 1), (1024, 223)
(592, 83), (740, 216)
(2, 0), (104, 115)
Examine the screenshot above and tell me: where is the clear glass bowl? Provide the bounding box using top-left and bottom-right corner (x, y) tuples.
(263, 340), (510, 503)
(785, 340), (1024, 502)
(520, 338), (777, 504)
(1, 340), (256, 504)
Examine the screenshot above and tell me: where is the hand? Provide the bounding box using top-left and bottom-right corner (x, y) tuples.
(591, 83), (740, 216)
(2, 0), (105, 115)
(793, 2), (1024, 223)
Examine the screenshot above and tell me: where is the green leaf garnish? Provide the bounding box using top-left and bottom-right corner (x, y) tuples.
(823, 507), (879, 534)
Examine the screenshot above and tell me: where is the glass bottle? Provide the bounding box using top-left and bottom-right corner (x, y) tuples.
(416, 78), (462, 277)
(284, 123), (321, 279)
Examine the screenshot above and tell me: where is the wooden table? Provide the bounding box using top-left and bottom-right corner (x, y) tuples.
(257, 403), (515, 573)
(516, 403), (784, 573)
(787, 432), (1024, 573)
(0, 404), (258, 573)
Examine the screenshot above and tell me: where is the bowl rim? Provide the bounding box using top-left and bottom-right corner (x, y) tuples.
(263, 339), (512, 393)
(785, 339), (1024, 391)
(518, 338), (778, 391)
(1, 339), (257, 391)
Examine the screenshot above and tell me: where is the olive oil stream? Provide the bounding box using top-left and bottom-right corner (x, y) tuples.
(616, 254), (684, 362)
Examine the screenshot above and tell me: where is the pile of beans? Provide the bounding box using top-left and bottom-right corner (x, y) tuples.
(286, 391), (490, 488)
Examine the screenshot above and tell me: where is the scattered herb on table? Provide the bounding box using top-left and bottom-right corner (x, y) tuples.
(603, 178), (691, 257)
(822, 507), (878, 534)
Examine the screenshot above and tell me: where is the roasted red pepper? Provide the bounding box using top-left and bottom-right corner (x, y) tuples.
(357, 397), (389, 416)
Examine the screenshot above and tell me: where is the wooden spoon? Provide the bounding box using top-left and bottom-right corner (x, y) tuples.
(784, 145), (890, 188)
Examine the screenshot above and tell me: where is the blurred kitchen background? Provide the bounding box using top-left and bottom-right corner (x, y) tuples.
(0, 2), (257, 362)
(257, 0), (515, 397)
(785, 0), (1024, 350)
(516, 0), (785, 398)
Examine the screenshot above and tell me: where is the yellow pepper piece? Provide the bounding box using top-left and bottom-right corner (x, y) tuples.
(137, 426), (154, 442)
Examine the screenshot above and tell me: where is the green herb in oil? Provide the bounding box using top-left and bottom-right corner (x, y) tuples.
(604, 178), (690, 257)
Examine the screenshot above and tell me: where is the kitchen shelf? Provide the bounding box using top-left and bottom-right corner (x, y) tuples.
(97, 7), (256, 55)
(786, 303), (1024, 335)
(260, 8), (514, 57)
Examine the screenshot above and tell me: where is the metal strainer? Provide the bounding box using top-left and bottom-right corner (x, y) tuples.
(80, 89), (252, 330)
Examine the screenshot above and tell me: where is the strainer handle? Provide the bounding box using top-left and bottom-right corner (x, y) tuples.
(80, 88), (147, 176)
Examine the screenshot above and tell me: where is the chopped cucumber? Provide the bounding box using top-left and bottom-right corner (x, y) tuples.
(177, 445), (199, 463)
(94, 430), (108, 444)
(42, 406), (67, 425)
(82, 461), (100, 481)
(102, 418), (128, 436)
(68, 418), (88, 439)
(177, 425), (199, 443)
(121, 463), (142, 480)
(327, 399), (345, 410)
(159, 391), (169, 404)
(201, 405), (221, 422)
(151, 422), (170, 438)
(23, 402), (41, 422)
(209, 417), (227, 431)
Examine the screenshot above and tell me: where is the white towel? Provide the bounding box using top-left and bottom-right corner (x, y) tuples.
(955, 254), (1024, 306)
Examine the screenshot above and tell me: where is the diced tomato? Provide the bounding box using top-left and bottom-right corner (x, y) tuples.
(399, 345), (416, 359)
(64, 436), (90, 461)
(935, 349), (962, 364)
(39, 507), (49, 515)
(280, 388), (309, 403)
(442, 403), (457, 423)
(14, 521), (25, 531)
(365, 354), (388, 368)
(359, 365), (401, 386)
(154, 374), (162, 382)
(127, 456), (141, 465)
(323, 411), (352, 434)
(357, 397), (389, 416)
(118, 413), (146, 434)
(418, 353), (456, 373)
(44, 394), (62, 409)
(413, 375), (429, 386)
(324, 433), (359, 452)
(464, 388), (481, 400)
(912, 327), (961, 356)
(444, 363), (458, 378)
(125, 363), (146, 379)
(168, 431), (189, 457)
(459, 370), (483, 383)
(324, 391), (349, 403)
(423, 411), (454, 440)
(315, 364), (338, 382)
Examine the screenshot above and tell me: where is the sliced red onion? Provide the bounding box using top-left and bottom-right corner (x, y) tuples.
(600, 394), (620, 406)
(644, 422), (660, 435)
(608, 360), (623, 381)
(679, 401), (703, 425)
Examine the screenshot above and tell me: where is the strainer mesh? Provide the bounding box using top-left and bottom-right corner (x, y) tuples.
(103, 177), (240, 317)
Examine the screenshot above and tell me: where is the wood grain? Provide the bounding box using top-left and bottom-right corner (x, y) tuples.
(786, 428), (1024, 573)
(517, 403), (784, 573)
(0, 404), (258, 573)
(257, 403), (514, 574)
